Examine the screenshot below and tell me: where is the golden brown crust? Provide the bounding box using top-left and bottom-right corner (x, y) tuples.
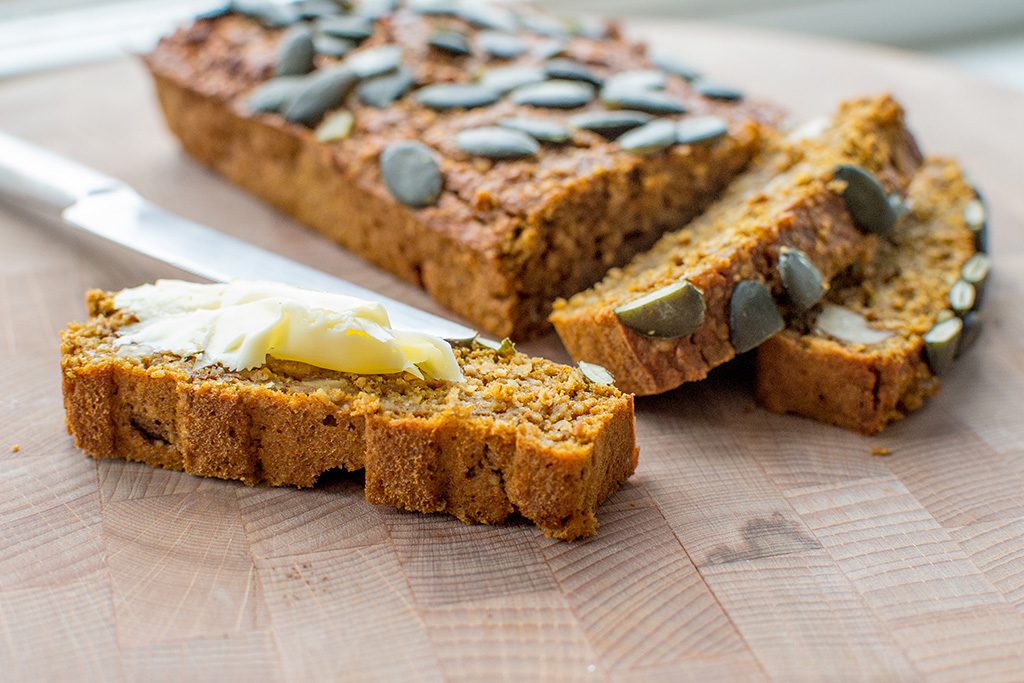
(144, 11), (775, 339)
(61, 292), (637, 540)
(756, 158), (979, 434)
(550, 94), (923, 394)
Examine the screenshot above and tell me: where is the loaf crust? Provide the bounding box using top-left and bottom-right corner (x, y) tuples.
(756, 158), (979, 434)
(550, 95), (923, 394)
(144, 11), (774, 339)
(61, 292), (637, 539)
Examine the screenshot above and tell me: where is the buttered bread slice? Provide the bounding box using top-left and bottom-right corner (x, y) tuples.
(61, 283), (636, 540)
(756, 158), (986, 434)
(550, 95), (922, 395)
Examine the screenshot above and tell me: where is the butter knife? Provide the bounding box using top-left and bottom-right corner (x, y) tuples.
(0, 131), (477, 341)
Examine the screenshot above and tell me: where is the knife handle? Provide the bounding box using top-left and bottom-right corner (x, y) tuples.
(0, 131), (123, 219)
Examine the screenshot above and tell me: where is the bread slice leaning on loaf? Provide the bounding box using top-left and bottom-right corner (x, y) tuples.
(756, 158), (985, 434)
(550, 94), (923, 395)
(61, 291), (637, 540)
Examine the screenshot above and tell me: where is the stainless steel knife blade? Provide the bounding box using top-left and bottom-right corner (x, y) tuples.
(0, 131), (477, 341)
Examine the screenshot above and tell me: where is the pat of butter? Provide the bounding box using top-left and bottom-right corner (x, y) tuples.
(113, 280), (463, 382)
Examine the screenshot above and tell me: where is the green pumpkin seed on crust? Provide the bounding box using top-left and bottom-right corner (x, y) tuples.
(614, 281), (705, 339)
(833, 164), (900, 237)
(778, 247), (826, 311)
(456, 126), (540, 159)
(729, 280), (784, 353)
(380, 141), (444, 207)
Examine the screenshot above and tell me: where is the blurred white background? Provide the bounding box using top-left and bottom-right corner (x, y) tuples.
(1, 0), (1022, 90)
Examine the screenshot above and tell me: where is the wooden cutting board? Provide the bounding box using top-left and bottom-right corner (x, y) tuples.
(3, 19), (1024, 682)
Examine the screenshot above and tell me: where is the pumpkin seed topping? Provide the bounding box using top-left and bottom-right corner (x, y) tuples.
(676, 116), (728, 145)
(578, 361), (615, 386)
(778, 247), (826, 310)
(618, 119), (677, 155)
(416, 83), (499, 109)
(614, 280), (705, 339)
(924, 317), (963, 375)
(511, 80), (595, 109)
(380, 141), (444, 207)
(456, 126), (540, 159)
(730, 280), (784, 353)
(833, 164), (900, 237)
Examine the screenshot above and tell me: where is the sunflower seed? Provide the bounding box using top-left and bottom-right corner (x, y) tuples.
(618, 119), (677, 155)
(314, 109), (354, 141)
(477, 31), (527, 59)
(730, 280), (784, 353)
(456, 126), (540, 159)
(479, 66), (546, 94)
(578, 360), (615, 386)
(650, 52), (700, 82)
(247, 76), (304, 113)
(614, 281), (705, 339)
(282, 66), (358, 126)
(429, 30), (471, 56)
(380, 141), (443, 207)
(545, 59), (603, 86)
(924, 317), (963, 375)
(695, 81), (744, 101)
(568, 110), (653, 139)
(833, 164), (900, 237)
(511, 80), (595, 109)
(960, 252), (991, 305)
(814, 304), (893, 345)
(949, 279), (976, 315)
(276, 26), (315, 77)
(416, 83), (499, 109)
(318, 15), (374, 41)
(778, 247), (825, 310)
(601, 87), (687, 115)
(357, 66), (413, 107)
(346, 44), (403, 78)
(314, 34), (356, 57)
(676, 115), (728, 145)
(957, 311), (982, 357)
(498, 117), (572, 143)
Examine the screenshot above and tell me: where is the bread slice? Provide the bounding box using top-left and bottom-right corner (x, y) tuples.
(756, 158), (983, 434)
(144, 7), (774, 340)
(61, 291), (637, 540)
(550, 94), (922, 394)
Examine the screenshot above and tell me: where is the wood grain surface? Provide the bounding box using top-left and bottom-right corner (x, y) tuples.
(2, 19), (1024, 682)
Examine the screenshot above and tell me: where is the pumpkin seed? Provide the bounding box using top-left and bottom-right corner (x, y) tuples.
(314, 34), (356, 58)
(498, 117), (571, 143)
(578, 360), (615, 386)
(477, 31), (527, 59)
(964, 198), (988, 251)
(572, 17), (608, 40)
(534, 38), (567, 60)
(346, 44), (403, 78)
(357, 66), (413, 107)
(651, 52), (700, 82)
(695, 81), (744, 101)
(195, 3), (231, 21)
(247, 76), (304, 113)
(456, 4), (517, 33)
(456, 126), (540, 159)
(479, 66), (546, 94)
(949, 279), (976, 315)
(276, 26), (315, 77)
(233, 0), (301, 28)
(568, 110), (653, 139)
(318, 15), (374, 41)
(296, 0), (343, 19)
(676, 115), (728, 145)
(511, 80), (595, 109)
(814, 304), (893, 345)
(601, 87), (687, 115)
(957, 311), (982, 357)
(833, 164), (899, 237)
(282, 66), (358, 125)
(924, 317), (962, 375)
(604, 70), (667, 93)
(545, 59), (603, 86)
(314, 109), (355, 141)
(778, 247), (825, 311)
(380, 141), (444, 207)
(429, 31), (471, 56)
(416, 83), (499, 109)
(519, 12), (570, 38)
(475, 336), (516, 354)
(618, 119), (677, 155)
(960, 252), (991, 304)
(729, 280), (784, 353)
(614, 280), (705, 339)
(408, 0), (458, 15)
(355, 0), (395, 19)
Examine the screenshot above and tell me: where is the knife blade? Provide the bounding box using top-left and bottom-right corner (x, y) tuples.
(0, 131), (477, 341)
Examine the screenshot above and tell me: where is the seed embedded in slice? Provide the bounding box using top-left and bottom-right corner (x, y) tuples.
(545, 59), (603, 86)
(963, 198), (988, 251)
(357, 67), (414, 107)
(456, 126), (540, 160)
(924, 317), (963, 375)
(650, 52), (701, 82)
(428, 31), (471, 56)
(676, 116), (728, 145)
(957, 311), (982, 357)
(578, 360), (615, 386)
(275, 26), (315, 77)
(778, 247), (826, 311)
(346, 44), (403, 78)
(614, 281), (705, 339)
(477, 31), (527, 59)
(247, 77), (304, 113)
(314, 109), (354, 141)
(960, 252), (991, 304)
(318, 15), (374, 42)
(833, 164), (900, 237)
(282, 66), (359, 126)
(695, 81), (744, 101)
(314, 34), (356, 58)
(730, 280), (784, 353)
(511, 80), (595, 109)
(814, 304), (894, 346)
(498, 117), (571, 143)
(949, 279), (976, 315)
(416, 83), (499, 110)
(479, 66), (546, 94)
(474, 336), (516, 354)
(601, 87), (687, 115)
(380, 141), (444, 207)
(568, 110), (653, 139)
(618, 119), (677, 155)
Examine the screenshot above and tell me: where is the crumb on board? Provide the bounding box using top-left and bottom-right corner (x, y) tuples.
(869, 447), (893, 456)
(9, 444), (20, 453)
